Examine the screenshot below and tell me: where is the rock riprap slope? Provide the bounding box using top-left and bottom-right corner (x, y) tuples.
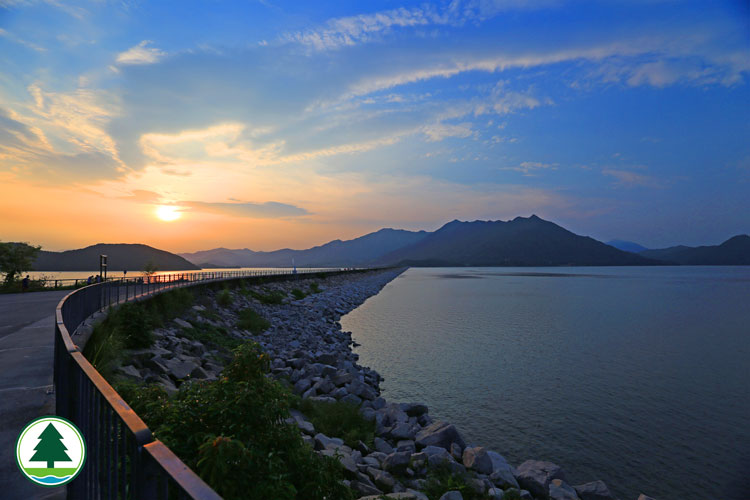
(112, 269), (653, 500)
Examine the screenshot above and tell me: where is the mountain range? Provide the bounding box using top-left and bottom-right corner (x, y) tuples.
(23, 217), (747, 272)
(33, 243), (200, 271)
(638, 235), (750, 265)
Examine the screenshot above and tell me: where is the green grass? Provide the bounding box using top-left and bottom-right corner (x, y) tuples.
(83, 288), (194, 377)
(246, 289), (286, 305)
(237, 308), (270, 334)
(295, 399), (375, 448)
(182, 321), (243, 351)
(422, 463), (488, 500)
(291, 288), (307, 300)
(217, 289), (233, 307)
(309, 282), (321, 294)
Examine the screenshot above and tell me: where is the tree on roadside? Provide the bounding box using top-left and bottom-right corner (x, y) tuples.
(0, 242), (41, 284)
(142, 260), (158, 277)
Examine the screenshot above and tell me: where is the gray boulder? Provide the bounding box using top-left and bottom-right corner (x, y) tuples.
(462, 446), (494, 475)
(573, 480), (616, 500)
(515, 460), (566, 499)
(382, 451), (411, 473)
(415, 421), (466, 450)
(439, 492), (463, 500)
(367, 467), (396, 492)
(549, 479), (580, 500)
(487, 451), (519, 489)
(374, 437), (394, 454)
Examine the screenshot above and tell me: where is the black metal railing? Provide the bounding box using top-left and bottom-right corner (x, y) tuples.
(54, 267), (358, 499)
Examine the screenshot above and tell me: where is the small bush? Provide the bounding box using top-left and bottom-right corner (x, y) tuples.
(291, 288), (307, 300)
(83, 287), (194, 375)
(182, 321), (242, 351)
(248, 289), (286, 305)
(423, 463), (481, 500)
(309, 282), (321, 294)
(501, 489), (523, 500)
(237, 308), (270, 334)
(216, 289), (233, 307)
(296, 399), (375, 448)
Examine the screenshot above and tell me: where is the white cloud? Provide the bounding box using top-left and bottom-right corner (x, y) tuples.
(500, 161), (558, 176)
(422, 122), (474, 142)
(602, 168), (660, 188)
(0, 28), (46, 52)
(116, 40), (165, 65)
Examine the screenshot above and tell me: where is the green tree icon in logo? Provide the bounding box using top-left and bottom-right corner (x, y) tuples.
(30, 423), (70, 468)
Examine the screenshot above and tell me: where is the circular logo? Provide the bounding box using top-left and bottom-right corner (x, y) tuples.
(15, 416), (86, 487)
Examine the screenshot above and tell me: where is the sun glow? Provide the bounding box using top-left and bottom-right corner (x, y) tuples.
(155, 205), (182, 222)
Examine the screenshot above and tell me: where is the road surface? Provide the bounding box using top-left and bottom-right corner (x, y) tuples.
(0, 290), (68, 499)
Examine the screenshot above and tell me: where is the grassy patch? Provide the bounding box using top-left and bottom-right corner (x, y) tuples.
(309, 282), (321, 294)
(295, 399), (375, 448)
(291, 288), (307, 300)
(83, 288), (194, 376)
(116, 343), (354, 500)
(182, 321), (243, 351)
(237, 308), (270, 334)
(422, 463), (487, 500)
(246, 289), (287, 305)
(216, 289), (233, 307)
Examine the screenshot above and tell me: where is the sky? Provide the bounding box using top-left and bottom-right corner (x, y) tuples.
(1, 0), (749, 253)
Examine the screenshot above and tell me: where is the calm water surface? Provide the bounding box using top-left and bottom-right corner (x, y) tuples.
(341, 267), (750, 500)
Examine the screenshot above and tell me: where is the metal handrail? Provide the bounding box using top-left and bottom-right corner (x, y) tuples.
(53, 267), (362, 499)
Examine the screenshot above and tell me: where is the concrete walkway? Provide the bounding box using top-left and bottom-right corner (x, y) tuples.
(0, 290), (69, 499)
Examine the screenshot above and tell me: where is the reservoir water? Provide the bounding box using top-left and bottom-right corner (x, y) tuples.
(340, 267), (750, 500)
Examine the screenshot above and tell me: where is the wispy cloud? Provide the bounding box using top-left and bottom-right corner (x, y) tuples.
(0, 28), (46, 52)
(285, 0), (558, 51)
(602, 168), (660, 188)
(183, 200), (309, 218)
(422, 122), (474, 142)
(500, 161), (558, 176)
(116, 40), (165, 65)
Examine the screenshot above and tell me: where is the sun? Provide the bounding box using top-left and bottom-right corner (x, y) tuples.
(155, 205), (182, 222)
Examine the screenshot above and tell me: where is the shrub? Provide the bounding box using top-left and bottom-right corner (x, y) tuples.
(291, 288), (307, 300)
(237, 308), (270, 334)
(216, 289), (233, 307)
(181, 321), (242, 351)
(248, 289), (286, 305)
(423, 463), (482, 500)
(117, 343), (354, 500)
(296, 399), (375, 448)
(309, 282), (321, 294)
(501, 489), (523, 500)
(83, 287), (194, 374)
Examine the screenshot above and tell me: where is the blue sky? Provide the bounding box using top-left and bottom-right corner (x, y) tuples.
(0, 0), (748, 251)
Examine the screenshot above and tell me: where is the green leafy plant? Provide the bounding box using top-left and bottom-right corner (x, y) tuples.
(237, 308), (270, 334)
(309, 282), (321, 294)
(291, 288), (307, 300)
(247, 289), (287, 305)
(423, 463), (483, 500)
(295, 399), (375, 448)
(501, 489), (523, 500)
(217, 289), (233, 307)
(181, 321), (242, 351)
(116, 343), (354, 500)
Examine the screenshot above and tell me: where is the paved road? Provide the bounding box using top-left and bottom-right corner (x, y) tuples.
(0, 291), (68, 499)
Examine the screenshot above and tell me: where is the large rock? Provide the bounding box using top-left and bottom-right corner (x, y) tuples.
(415, 421), (466, 450)
(367, 467), (396, 492)
(382, 451), (411, 473)
(515, 460), (566, 499)
(636, 495), (656, 500)
(487, 451), (519, 489)
(462, 446), (493, 475)
(314, 433), (344, 451)
(573, 480), (616, 500)
(549, 479), (580, 500)
(439, 492), (463, 500)
(399, 402), (429, 416)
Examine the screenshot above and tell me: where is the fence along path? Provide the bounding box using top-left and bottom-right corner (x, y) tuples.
(54, 268), (351, 499)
